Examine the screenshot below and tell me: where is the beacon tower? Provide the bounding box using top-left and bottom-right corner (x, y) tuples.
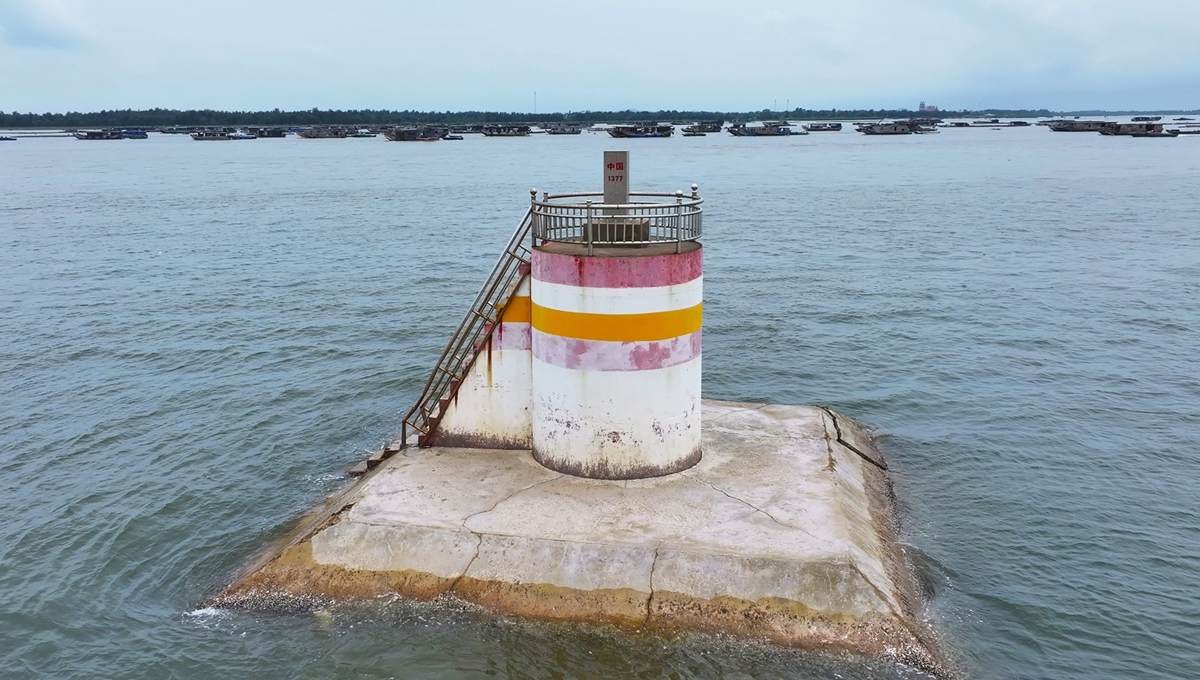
(411, 151), (704, 479)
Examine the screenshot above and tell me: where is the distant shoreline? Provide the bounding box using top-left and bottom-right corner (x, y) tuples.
(3, 107), (1198, 129)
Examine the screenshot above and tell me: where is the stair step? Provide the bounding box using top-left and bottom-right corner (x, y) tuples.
(366, 448), (387, 470)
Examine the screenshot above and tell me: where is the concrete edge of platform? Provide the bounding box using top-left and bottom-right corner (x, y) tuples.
(819, 407), (948, 674)
(207, 404), (949, 676)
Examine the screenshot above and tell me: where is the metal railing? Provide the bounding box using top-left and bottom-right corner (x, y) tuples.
(531, 186), (702, 254)
(401, 208), (533, 447)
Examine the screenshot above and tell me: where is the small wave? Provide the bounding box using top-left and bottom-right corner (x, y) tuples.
(186, 606), (231, 620)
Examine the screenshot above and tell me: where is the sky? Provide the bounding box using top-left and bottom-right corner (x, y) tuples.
(2, 0), (1198, 113)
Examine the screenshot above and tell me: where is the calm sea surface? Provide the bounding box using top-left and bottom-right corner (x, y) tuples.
(2, 126), (1198, 679)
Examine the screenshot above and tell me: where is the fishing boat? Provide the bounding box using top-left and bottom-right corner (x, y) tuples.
(481, 124), (531, 137)
(1048, 120), (1106, 132)
(441, 134), (464, 140)
(299, 127), (348, 139)
(120, 129), (149, 139)
(727, 121), (799, 136)
(1131, 116), (1162, 122)
(683, 120), (723, 133)
(544, 124), (582, 135)
(802, 122), (842, 132)
(1099, 122), (1178, 137)
(190, 130), (231, 140)
(74, 129), (125, 140)
(247, 127), (287, 138)
(0, 136), (15, 141)
(350, 129), (377, 138)
(607, 123), (674, 138)
(383, 126), (441, 141)
(228, 129), (257, 140)
(682, 131), (706, 137)
(855, 122), (912, 135)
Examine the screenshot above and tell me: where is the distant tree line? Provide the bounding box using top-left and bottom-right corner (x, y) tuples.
(0, 107), (1082, 128)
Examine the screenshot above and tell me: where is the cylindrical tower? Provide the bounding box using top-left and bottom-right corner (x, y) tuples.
(528, 154), (704, 479)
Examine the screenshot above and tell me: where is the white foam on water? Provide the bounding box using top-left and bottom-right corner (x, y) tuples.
(186, 607), (231, 620)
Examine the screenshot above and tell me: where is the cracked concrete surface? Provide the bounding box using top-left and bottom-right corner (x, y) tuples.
(216, 400), (944, 674)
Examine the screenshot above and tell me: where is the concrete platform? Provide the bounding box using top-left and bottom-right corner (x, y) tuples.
(214, 401), (943, 673)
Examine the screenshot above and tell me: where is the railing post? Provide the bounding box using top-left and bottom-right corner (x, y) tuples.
(586, 200), (594, 256)
(530, 188), (538, 246)
(675, 190), (683, 253)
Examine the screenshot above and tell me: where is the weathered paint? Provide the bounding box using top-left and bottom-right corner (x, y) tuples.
(532, 328), (701, 371)
(530, 245), (703, 479)
(433, 277), (533, 449)
(532, 246), (702, 288)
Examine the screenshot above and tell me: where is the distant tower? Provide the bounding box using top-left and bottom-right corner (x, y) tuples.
(529, 151), (703, 479)
(919, 101), (926, 112)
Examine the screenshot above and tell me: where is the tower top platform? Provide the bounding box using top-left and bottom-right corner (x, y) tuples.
(530, 187), (702, 251)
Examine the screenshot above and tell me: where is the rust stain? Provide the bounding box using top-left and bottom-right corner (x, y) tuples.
(485, 336), (493, 386)
(532, 445), (702, 480)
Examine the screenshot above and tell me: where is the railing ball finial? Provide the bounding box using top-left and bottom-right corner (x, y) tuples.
(530, 188), (537, 200)
(691, 183), (699, 198)
(676, 189), (684, 198)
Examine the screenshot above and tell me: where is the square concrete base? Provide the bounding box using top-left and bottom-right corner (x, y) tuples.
(215, 401), (943, 673)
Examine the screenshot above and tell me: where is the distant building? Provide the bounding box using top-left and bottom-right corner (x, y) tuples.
(918, 101), (939, 113)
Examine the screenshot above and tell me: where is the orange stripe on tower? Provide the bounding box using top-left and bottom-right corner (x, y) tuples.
(501, 296), (531, 323)
(531, 302), (702, 343)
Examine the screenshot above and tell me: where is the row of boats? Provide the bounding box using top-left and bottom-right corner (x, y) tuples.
(1043, 119), (1197, 137)
(61, 117), (1200, 142)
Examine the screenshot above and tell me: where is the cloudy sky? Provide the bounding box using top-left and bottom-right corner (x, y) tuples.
(2, 0), (1198, 113)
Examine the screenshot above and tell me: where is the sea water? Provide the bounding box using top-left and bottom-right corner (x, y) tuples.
(2, 126), (1198, 679)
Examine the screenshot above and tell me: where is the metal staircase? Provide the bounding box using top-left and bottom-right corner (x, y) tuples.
(401, 208), (533, 447)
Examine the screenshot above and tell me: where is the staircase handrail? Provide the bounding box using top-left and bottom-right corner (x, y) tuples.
(401, 207), (533, 446)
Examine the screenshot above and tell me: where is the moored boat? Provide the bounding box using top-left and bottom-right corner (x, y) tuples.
(1048, 120), (1106, 132)
(120, 129), (149, 139)
(728, 121), (800, 136)
(481, 124), (531, 137)
(607, 123), (674, 138)
(855, 122), (912, 135)
(383, 126), (441, 141)
(0, 136), (15, 141)
(349, 128), (377, 138)
(544, 124), (582, 135)
(228, 129), (257, 140)
(802, 122), (842, 132)
(74, 129), (125, 140)
(247, 127), (287, 138)
(190, 130), (231, 140)
(683, 120), (723, 133)
(298, 127), (348, 139)
(1100, 122), (1178, 137)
